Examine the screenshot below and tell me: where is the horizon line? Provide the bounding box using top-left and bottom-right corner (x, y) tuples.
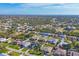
(0, 14), (79, 16)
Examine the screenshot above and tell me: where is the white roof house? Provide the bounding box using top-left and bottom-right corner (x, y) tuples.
(0, 38), (7, 42)
(22, 41), (31, 47)
(41, 46), (53, 53)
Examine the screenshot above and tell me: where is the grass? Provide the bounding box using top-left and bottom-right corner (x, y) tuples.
(64, 38), (72, 44)
(0, 48), (8, 53)
(8, 45), (20, 50)
(21, 48), (28, 52)
(2, 42), (8, 45)
(29, 49), (43, 56)
(73, 30), (79, 33)
(8, 51), (20, 56)
(47, 36), (53, 40)
(44, 43), (55, 47)
(0, 42), (9, 47)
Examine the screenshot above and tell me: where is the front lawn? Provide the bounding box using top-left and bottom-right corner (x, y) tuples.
(21, 48), (28, 52)
(8, 51), (20, 56)
(0, 48), (8, 53)
(0, 42), (9, 47)
(44, 43), (55, 47)
(29, 49), (43, 56)
(8, 45), (20, 50)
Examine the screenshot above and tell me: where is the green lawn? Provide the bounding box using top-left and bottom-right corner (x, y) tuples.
(44, 43), (55, 47)
(8, 51), (20, 56)
(8, 45), (20, 50)
(29, 49), (43, 56)
(0, 48), (8, 53)
(0, 42), (9, 47)
(0, 42), (9, 53)
(21, 48), (28, 52)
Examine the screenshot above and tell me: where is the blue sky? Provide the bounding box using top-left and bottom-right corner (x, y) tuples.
(0, 3), (79, 15)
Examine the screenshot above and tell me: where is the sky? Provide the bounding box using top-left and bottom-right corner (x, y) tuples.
(0, 3), (79, 15)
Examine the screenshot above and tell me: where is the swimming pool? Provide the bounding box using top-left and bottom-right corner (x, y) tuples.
(0, 54), (6, 56)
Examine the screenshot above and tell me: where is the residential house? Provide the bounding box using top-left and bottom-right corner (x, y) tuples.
(53, 48), (66, 56)
(28, 42), (39, 49)
(22, 41), (31, 48)
(68, 49), (79, 56)
(41, 46), (53, 55)
(0, 38), (8, 42)
(47, 39), (58, 44)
